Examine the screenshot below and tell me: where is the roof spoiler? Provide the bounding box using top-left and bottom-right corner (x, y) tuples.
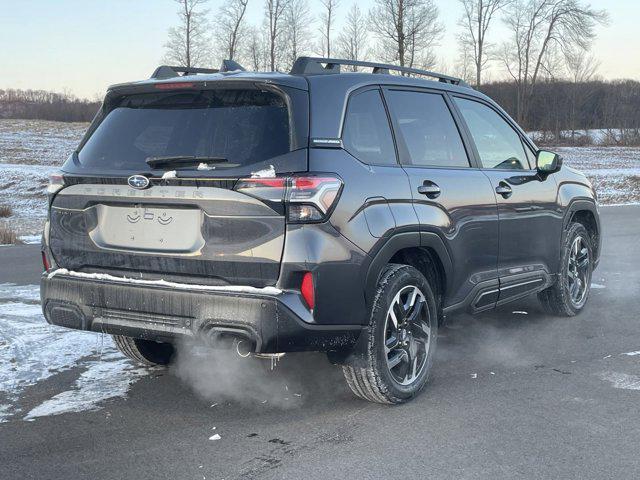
(151, 60), (246, 80)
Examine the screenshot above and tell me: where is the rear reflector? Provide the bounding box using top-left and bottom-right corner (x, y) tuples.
(41, 251), (50, 272)
(301, 272), (315, 310)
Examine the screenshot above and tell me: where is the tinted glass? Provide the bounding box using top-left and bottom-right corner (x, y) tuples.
(342, 89), (397, 165)
(386, 90), (469, 168)
(454, 97), (528, 170)
(524, 142), (537, 169)
(78, 89), (290, 171)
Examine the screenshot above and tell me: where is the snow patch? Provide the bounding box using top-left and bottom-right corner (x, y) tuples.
(197, 162), (213, 171)
(161, 170), (177, 180)
(250, 165), (276, 178)
(47, 269), (282, 296)
(623, 351), (640, 357)
(600, 372), (640, 391)
(18, 234), (41, 245)
(23, 351), (150, 420)
(0, 283), (149, 423)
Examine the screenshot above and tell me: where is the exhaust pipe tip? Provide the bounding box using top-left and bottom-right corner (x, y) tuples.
(199, 324), (256, 356)
(235, 339), (252, 358)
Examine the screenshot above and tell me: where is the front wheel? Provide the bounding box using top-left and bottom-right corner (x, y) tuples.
(112, 335), (175, 366)
(342, 264), (438, 404)
(538, 222), (594, 316)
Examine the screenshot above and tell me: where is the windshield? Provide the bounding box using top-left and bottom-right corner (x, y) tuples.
(77, 89), (292, 171)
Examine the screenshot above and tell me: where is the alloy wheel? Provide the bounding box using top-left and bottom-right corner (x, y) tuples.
(383, 285), (432, 386)
(567, 236), (590, 307)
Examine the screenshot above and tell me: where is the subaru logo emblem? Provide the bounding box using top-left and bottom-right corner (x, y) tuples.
(128, 175), (150, 190)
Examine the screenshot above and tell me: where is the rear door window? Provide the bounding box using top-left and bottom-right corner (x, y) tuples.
(342, 89), (397, 165)
(385, 90), (470, 168)
(78, 89), (295, 172)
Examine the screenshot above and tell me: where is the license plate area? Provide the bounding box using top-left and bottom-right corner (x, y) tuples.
(90, 204), (204, 255)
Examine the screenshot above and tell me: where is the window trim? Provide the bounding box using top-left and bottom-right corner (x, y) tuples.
(381, 86), (475, 170)
(448, 93), (534, 172)
(339, 85), (401, 167)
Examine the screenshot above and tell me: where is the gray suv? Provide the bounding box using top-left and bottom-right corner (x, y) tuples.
(41, 57), (601, 404)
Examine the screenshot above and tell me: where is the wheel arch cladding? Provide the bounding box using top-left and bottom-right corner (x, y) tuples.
(364, 232), (451, 315)
(388, 247), (446, 312)
(564, 200), (601, 261)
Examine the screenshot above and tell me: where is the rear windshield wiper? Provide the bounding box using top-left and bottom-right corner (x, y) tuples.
(145, 156), (230, 169)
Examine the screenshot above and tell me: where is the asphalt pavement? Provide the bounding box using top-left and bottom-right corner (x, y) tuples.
(1, 205), (639, 480)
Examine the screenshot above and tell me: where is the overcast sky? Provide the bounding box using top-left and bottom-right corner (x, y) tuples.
(1, 0), (638, 99)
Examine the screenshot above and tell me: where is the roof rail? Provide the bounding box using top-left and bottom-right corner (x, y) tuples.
(151, 65), (219, 80)
(290, 57), (467, 86)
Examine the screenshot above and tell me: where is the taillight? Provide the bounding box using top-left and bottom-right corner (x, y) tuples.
(287, 176), (342, 223)
(301, 272), (315, 310)
(234, 177), (288, 202)
(48, 172), (65, 195)
(234, 174), (343, 224)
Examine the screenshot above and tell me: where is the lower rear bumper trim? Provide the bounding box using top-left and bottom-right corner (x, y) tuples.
(41, 273), (362, 354)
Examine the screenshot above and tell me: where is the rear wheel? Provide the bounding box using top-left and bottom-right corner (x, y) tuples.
(342, 264), (438, 404)
(112, 335), (175, 366)
(538, 222), (593, 316)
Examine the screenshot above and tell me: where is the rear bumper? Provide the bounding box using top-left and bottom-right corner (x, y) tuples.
(40, 273), (362, 354)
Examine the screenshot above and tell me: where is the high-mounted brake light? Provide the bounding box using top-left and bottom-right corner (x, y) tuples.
(154, 82), (196, 90)
(301, 272), (315, 310)
(48, 172), (65, 195)
(234, 174), (343, 223)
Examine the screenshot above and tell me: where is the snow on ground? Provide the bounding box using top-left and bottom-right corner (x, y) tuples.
(0, 119), (638, 239)
(0, 163), (59, 237)
(0, 283), (150, 423)
(557, 146), (640, 204)
(0, 119), (87, 167)
(0, 119), (87, 238)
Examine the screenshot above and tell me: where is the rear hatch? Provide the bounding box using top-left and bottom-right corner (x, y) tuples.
(48, 80), (309, 287)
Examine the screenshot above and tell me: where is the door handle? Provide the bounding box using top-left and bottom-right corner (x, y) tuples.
(418, 182), (441, 199)
(495, 183), (513, 198)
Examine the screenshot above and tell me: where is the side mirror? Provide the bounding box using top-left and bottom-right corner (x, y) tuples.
(536, 150), (562, 174)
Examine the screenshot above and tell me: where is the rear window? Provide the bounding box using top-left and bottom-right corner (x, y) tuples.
(78, 89), (293, 172)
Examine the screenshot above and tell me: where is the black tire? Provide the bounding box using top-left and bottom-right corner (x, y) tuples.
(112, 335), (175, 366)
(538, 222), (594, 316)
(342, 264), (438, 404)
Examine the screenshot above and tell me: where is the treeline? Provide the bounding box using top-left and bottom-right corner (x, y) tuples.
(481, 79), (640, 145)
(2, 80), (640, 145)
(0, 89), (99, 123)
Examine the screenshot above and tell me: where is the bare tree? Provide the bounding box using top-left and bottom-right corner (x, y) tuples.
(337, 4), (369, 70)
(501, 0), (608, 126)
(318, 0), (339, 57)
(264, 0), (290, 71)
(369, 0), (444, 70)
(566, 48), (599, 84)
(214, 0), (249, 62)
(246, 26), (268, 71)
(164, 0), (211, 68)
(458, 0), (511, 87)
(566, 49), (599, 138)
(283, 0), (313, 68)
